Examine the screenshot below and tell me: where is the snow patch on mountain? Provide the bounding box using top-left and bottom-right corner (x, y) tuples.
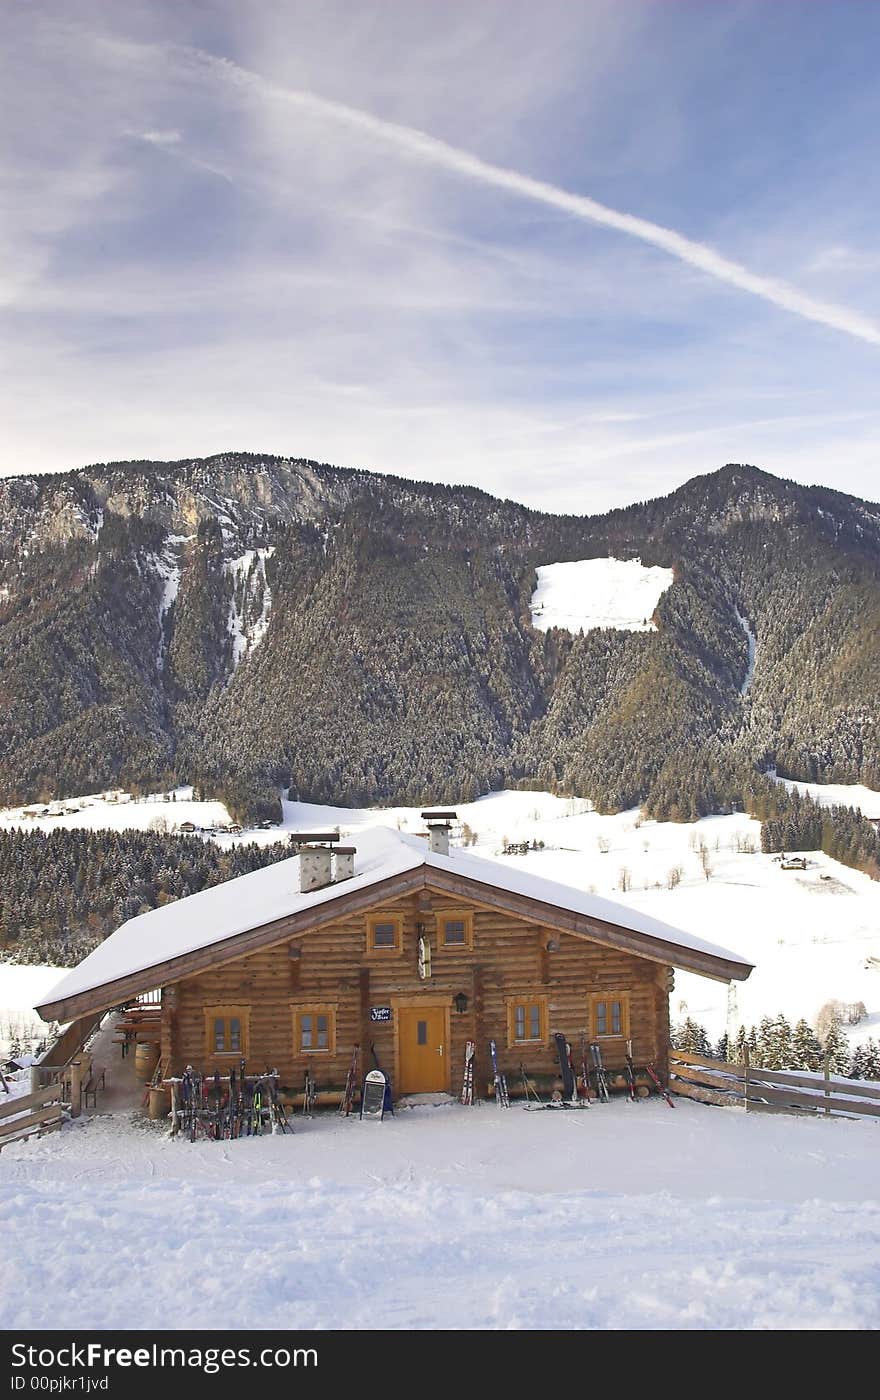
(153, 552), (181, 670)
(770, 772), (880, 818)
(530, 558), (673, 633)
(226, 549), (274, 667)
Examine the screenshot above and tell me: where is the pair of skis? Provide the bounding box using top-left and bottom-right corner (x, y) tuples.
(622, 1039), (674, 1108)
(339, 1045), (360, 1116)
(460, 1040), (475, 1105)
(489, 1039), (510, 1108)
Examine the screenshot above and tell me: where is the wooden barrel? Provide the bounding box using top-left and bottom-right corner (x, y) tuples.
(148, 1087), (170, 1120)
(135, 1041), (159, 1082)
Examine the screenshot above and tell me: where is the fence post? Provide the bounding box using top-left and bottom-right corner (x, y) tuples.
(743, 1044), (750, 1112)
(824, 1050), (831, 1117)
(69, 1057), (84, 1119)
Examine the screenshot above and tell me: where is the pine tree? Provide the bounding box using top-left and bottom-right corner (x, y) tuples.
(746, 1026), (760, 1066)
(820, 1015), (851, 1075)
(764, 1014), (793, 1071)
(792, 1018), (824, 1072)
(757, 1015), (776, 1068)
(675, 1017), (712, 1056)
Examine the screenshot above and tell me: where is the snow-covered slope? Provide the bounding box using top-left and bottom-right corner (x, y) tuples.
(0, 1099), (877, 1330)
(530, 557), (674, 633)
(771, 772), (880, 818)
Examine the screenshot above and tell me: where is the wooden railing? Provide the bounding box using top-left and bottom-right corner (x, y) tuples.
(670, 1048), (880, 1121)
(30, 1011), (105, 1117)
(0, 1082), (68, 1150)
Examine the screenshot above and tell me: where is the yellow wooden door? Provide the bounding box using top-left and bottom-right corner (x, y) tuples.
(397, 1006), (448, 1093)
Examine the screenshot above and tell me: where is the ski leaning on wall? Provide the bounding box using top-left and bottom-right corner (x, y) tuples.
(489, 1039), (510, 1108)
(460, 1040), (475, 1105)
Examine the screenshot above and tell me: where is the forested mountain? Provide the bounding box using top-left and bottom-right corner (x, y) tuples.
(0, 454), (877, 823)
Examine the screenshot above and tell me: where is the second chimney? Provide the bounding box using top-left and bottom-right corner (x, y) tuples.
(421, 810), (457, 858)
(334, 846), (356, 882)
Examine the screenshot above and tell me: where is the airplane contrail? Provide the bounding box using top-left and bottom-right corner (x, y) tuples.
(185, 47), (880, 347)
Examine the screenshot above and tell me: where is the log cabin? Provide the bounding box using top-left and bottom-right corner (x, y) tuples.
(35, 814), (753, 1102)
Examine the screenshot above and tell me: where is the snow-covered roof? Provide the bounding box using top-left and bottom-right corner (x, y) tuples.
(38, 826), (752, 1016)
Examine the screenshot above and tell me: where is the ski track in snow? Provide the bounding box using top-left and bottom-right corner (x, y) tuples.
(1, 1104), (878, 1330)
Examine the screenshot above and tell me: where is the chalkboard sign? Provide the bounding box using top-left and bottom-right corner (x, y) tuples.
(370, 1006), (392, 1023)
(361, 1069), (386, 1121)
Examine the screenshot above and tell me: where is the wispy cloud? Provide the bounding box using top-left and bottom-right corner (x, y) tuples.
(139, 129), (182, 147)
(186, 47), (880, 348)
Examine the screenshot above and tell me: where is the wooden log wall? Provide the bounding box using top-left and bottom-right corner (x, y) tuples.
(164, 886), (673, 1095)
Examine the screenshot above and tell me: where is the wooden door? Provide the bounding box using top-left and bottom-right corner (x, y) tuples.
(397, 1006), (448, 1093)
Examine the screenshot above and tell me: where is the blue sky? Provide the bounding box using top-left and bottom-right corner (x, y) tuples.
(1, 1), (879, 512)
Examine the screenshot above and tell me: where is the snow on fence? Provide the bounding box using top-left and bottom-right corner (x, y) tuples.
(670, 1049), (880, 1120)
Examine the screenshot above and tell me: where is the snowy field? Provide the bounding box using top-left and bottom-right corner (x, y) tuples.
(530, 557), (673, 633)
(0, 784), (231, 836)
(0, 1097), (877, 1330)
(2, 784), (880, 1049)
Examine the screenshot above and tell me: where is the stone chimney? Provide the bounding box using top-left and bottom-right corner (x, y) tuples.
(334, 846), (356, 882)
(299, 844), (332, 892)
(421, 810), (457, 858)
(293, 832), (340, 892)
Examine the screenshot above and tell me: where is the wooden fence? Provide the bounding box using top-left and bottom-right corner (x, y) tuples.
(0, 1082), (68, 1150)
(671, 1048), (880, 1121)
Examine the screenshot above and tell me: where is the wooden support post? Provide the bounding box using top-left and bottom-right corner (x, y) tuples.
(743, 1044), (750, 1112)
(168, 1079), (180, 1137)
(68, 1056), (85, 1119)
(824, 1050), (831, 1117)
(359, 968), (371, 1062)
(472, 965), (486, 1099)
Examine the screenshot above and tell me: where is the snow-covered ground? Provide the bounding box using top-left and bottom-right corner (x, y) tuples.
(0, 1098), (877, 1330)
(530, 557), (673, 633)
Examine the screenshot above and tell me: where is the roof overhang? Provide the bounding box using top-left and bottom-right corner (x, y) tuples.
(36, 864), (753, 1023)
